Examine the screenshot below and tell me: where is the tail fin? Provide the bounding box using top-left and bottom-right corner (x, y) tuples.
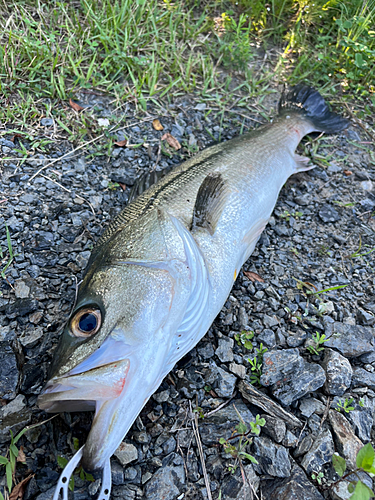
(279, 84), (349, 134)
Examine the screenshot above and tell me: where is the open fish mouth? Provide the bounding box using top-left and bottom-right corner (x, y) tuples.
(38, 358), (130, 413)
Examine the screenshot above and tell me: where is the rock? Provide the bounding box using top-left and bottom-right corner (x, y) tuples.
(194, 103), (206, 110)
(221, 465), (259, 499)
(329, 410), (363, 470)
(144, 465), (185, 500)
(2, 394), (26, 417)
(238, 306), (249, 327)
(294, 434), (314, 458)
(322, 349), (352, 396)
(299, 398), (326, 418)
(114, 442), (138, 466)
(286, 329), (307, 347)
(258, 329), (276, 348)
(282, 430), (299, 448)
(111, 461), (125, 485)
(352, 367), (375, 390)
(324, 322), (375, 357)
(357, 308), (375, 326)
(0, 342), (19, 400)
(261, 462), (324, 500)
(14, 280), (30, 298)
(262, 314), (279, 328)
(319, 205), (340, 223)
(346, 409), (373, 442)
(198, 343), (215, 359)
(215, 366), (237, 398)
(301, 429), (334, 474)
(5, 298), (39, 318)
(215, 337), (234, 363)
(260, 348), (304, 387)
(252, 436), (291, 477)
(271, 359), (326, 407)
(261, 414), (286, 443)
(0, 396), (32, 443)
(229, 362), (246, 379)
(19, 327), (44, 348)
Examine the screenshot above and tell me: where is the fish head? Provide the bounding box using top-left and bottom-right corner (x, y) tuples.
(38, 257), (190, 471)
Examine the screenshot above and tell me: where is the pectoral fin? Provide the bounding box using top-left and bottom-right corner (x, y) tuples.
(294, 154), (315, 172)
(191, 172), (227, 235)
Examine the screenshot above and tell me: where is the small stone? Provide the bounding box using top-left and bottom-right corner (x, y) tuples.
(357, 308), (375, 326)
(286, 329), (307, 347)
(153, 389), (170, 403)
(262, 314), (279, 328)
(238, 307), (249, 327)
(258, 329), (276, 348)
(322, 349), (352, 396)
(144, 465), (185, 500)
(215, 337), (234, 363)
(20, 327), (44, 348)
(324, 322), (375, 357)
(301, 429), (334, 474)
(282, 430), (299, 448)
(329, 410), (363, 470)
(41, 118), (54, 126)
(299, 398), (326, 418)
(2, 394), (26, 418)
(111, 461), (125, 485)
(215, 367), (237, 398)
(352, 367), (375, 390)
(29, 311), (43, 324)
(252, 436), (291, 477)
(229, 362), (246, 379)
(347, 409), (373, 443)
(0, 342), (18, 400)
(198, 343), (215, 359)
(261, 414), (286, 443)
(194, 103), (206, 111)
(260, 348), (304, 387)
(114, 442), (138, 466)
(361, 180), (373, 191)
(261, 462), (324, 500)
(14, 280), (30, 299)
(294, 434), (314, 458)
(319, 205), (340, 223)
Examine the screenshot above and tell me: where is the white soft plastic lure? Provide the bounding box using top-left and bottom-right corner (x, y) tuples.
(38, 85), (348, 499)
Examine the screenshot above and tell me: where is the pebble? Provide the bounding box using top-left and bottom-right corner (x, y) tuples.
(262, 414), (286, 443)
(322, 349), (352, 396)
(214, 366), (237, 398)
(318, 204), (340, 223)
(0, 342), (19, 400)
(215, 337), (234, 362)
(346, 409), (373, 443)
(252, 436), (291, 477)
(300, 429), (334, 474)
(329, 410), (363, 470)
(114, 442), (138, 466)
(144, 465), (185, 500)
(324, 321), (375, 357)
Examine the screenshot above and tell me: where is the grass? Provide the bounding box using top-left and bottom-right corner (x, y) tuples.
(0, 0), (374, 155)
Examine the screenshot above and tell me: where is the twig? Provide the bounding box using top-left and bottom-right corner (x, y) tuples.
(189, 401), (213, 500)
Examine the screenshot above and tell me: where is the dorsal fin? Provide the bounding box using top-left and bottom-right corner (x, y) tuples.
(191, 172), (226, 235)
(128, 166), (174, 203)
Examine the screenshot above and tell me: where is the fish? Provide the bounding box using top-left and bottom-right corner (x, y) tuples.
(38, 85), (349, 499)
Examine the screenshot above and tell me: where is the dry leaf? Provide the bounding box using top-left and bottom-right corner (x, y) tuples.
(161, 132), (181, 151)
(10, 133), (23, 143)
(119, 183), (127, 191)
(9, 475), (33, 500)
(69, 99), (84, 112)
(152, 119), (164, 131)
(243, 271), (265, 283)
(343, 169), (353, 176)
(17, 446), (26, 463)
(114, 139), (127, 147)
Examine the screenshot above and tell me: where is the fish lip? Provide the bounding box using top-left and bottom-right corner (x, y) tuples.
(38, 358), (130, 412)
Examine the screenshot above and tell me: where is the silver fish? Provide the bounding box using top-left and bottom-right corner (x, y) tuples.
(38, 85), (348, 499)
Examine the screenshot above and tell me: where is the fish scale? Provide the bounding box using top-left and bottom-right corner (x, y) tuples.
(38, 85), (349, 500)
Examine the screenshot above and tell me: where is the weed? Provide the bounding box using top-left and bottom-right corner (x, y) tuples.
(248, 343), (268, 385)
(107, 181), (120, 191)
(219, 409), (265, 474)
(336, 398), (355, 414)
(193, 406), (205, 419)
(331, 443), (375, 498)
(234, 330), (254, 350)
(348, 237), (375, 260)
(359, 398), (365, 408)
(312, 471), (325, 485)
(293, 277), (348, 298)
(306, 331), (329, 356)
(279, 210), (303, 221)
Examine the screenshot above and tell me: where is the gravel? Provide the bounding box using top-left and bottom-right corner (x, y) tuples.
(1, 84), (374, 499)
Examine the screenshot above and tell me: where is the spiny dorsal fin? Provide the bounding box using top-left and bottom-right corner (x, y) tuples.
(191, 172), (226, 235)
(128, 165), (174, 203)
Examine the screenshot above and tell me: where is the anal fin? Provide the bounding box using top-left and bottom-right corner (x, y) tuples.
(191, 172), (227, 235)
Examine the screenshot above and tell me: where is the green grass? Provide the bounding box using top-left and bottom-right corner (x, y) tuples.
(0, 0), (374, 149)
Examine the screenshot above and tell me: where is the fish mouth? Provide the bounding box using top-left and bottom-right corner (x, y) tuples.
(38, 358), (130, 413)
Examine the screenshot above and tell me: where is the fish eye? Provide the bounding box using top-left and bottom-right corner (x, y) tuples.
(70, 308), (101, 338)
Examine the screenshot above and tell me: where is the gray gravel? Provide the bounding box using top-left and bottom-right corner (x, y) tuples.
(1, 85), (375, 499)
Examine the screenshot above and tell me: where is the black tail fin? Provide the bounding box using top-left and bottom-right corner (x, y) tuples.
(278, 84), (349, 134)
